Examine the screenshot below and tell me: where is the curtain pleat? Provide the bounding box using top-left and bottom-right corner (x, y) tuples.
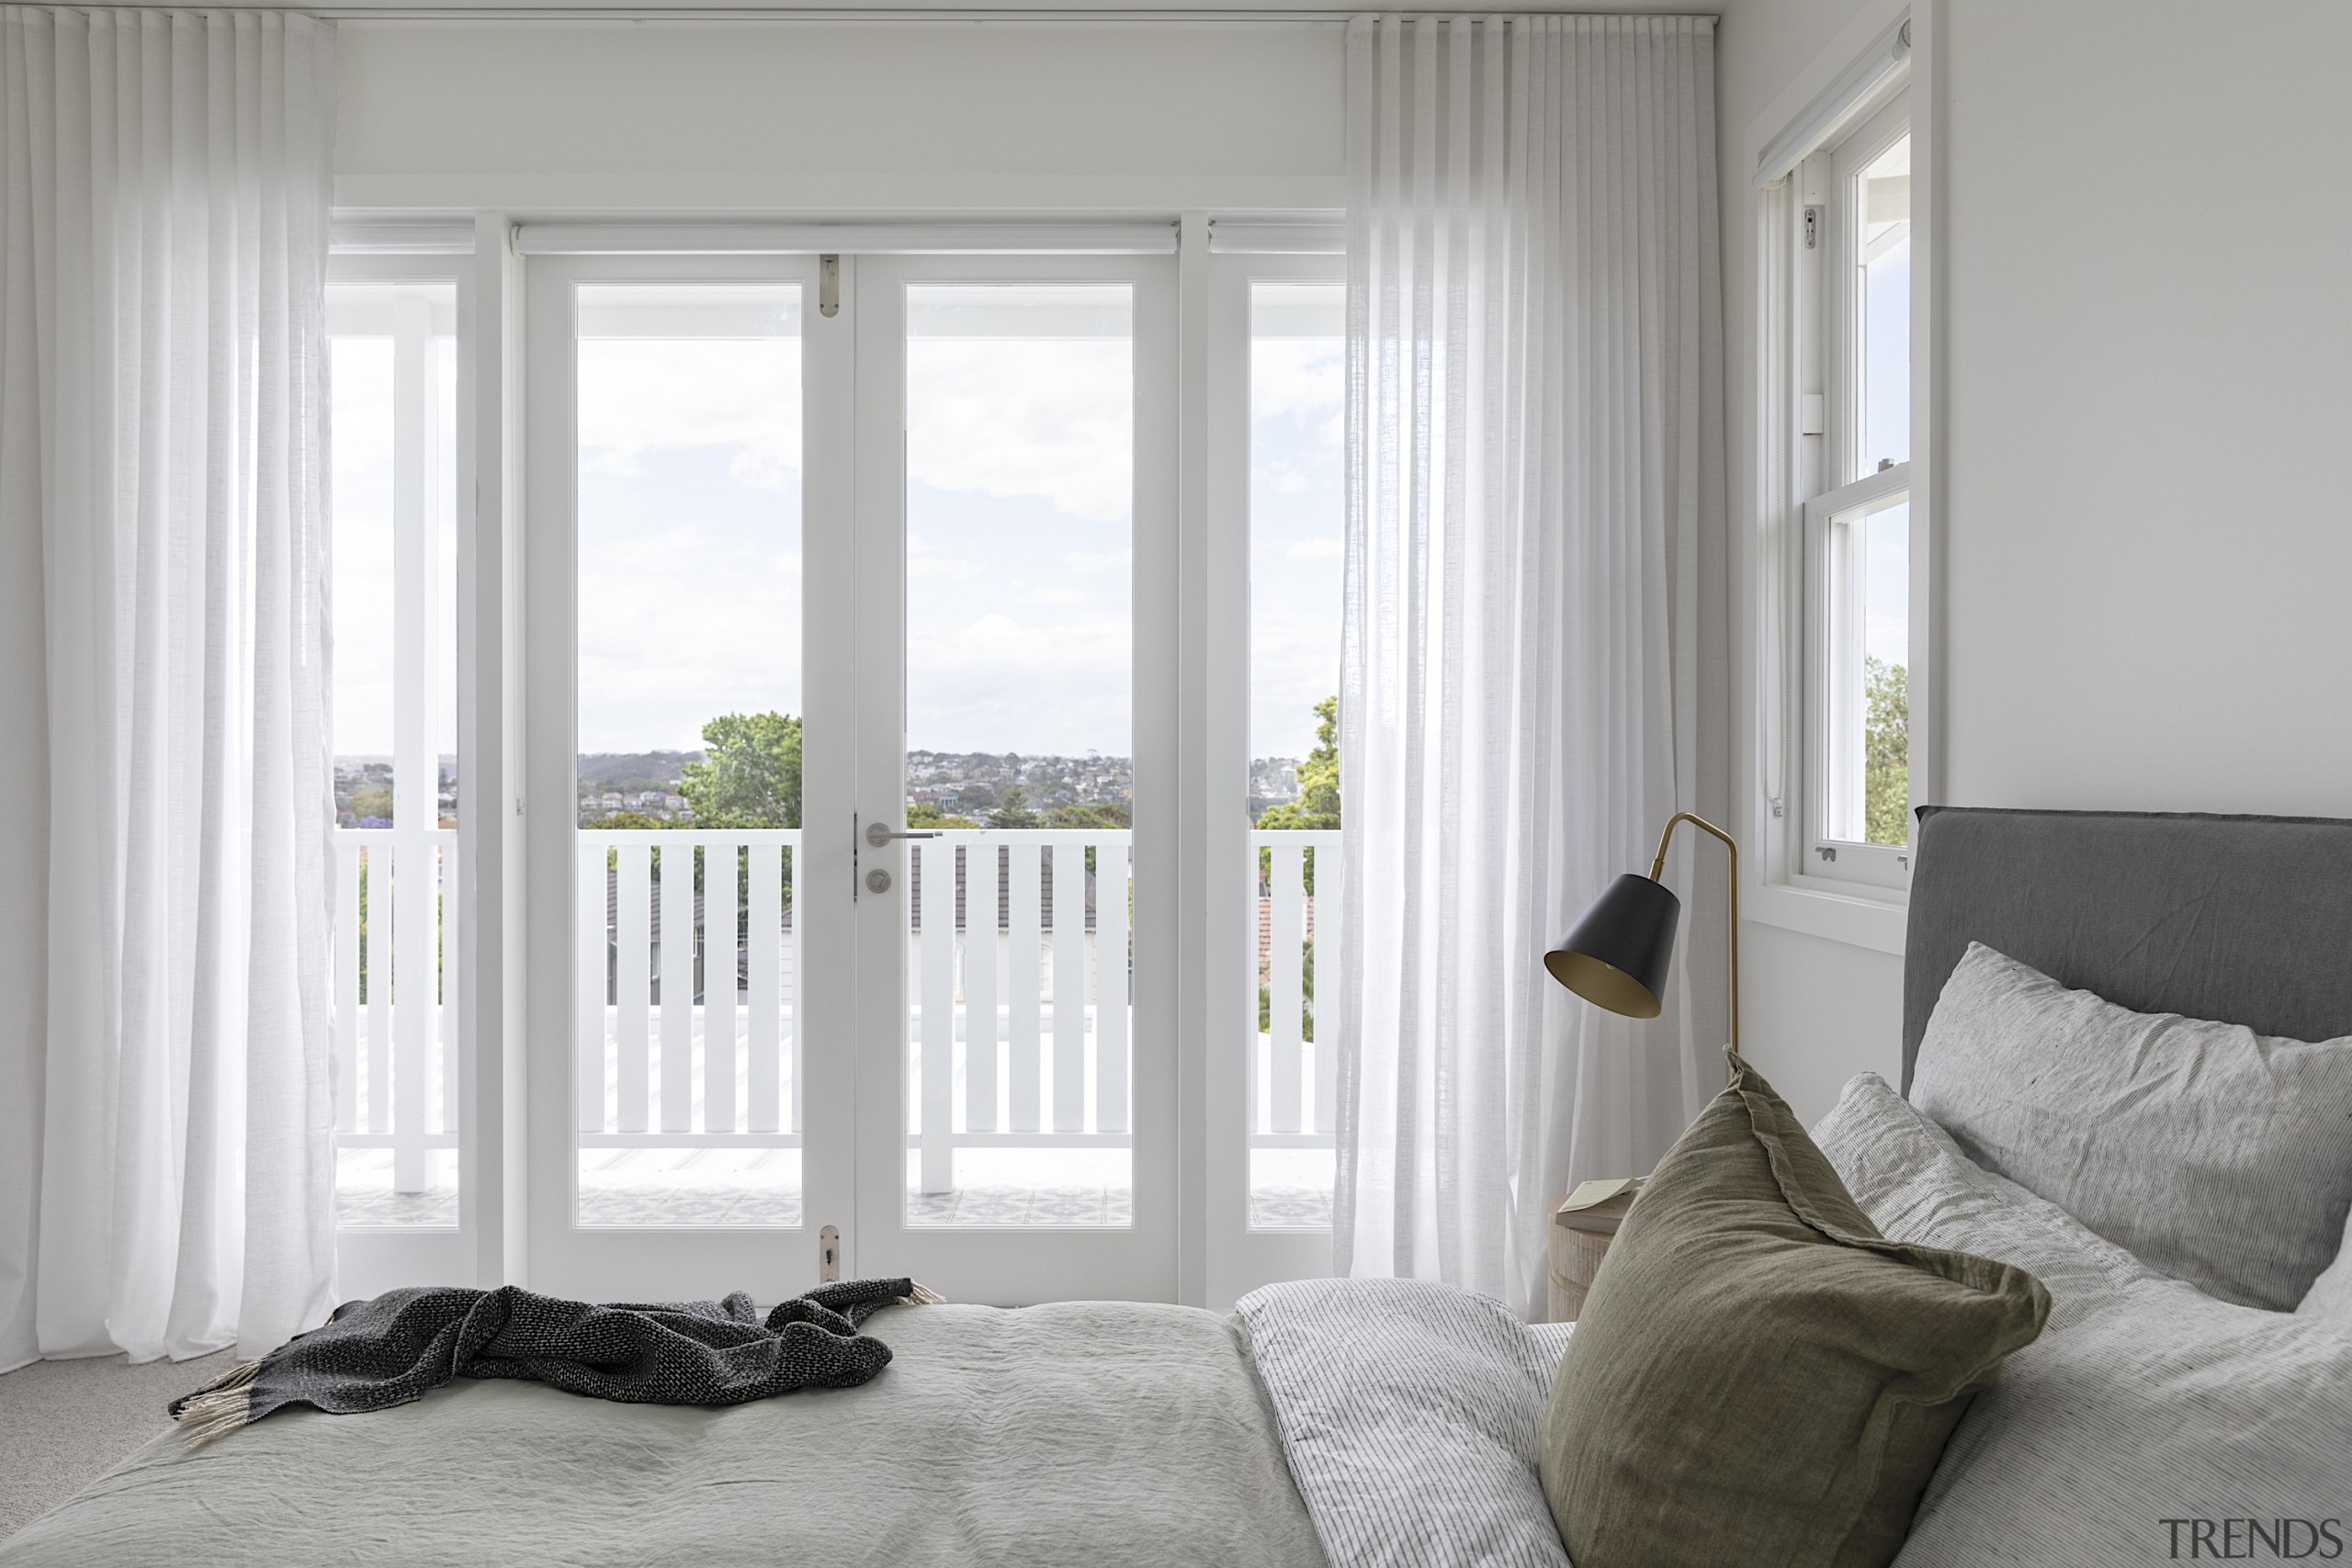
(0, 6), (337, 1370)
(1337, 14), (1726, 1315)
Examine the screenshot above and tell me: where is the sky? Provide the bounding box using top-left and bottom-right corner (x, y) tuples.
(1860, 138), (1913, 674)
(1248, 286), (1346, 761)
(330, 311), (458, 763)
(332, 276), (1346, 772)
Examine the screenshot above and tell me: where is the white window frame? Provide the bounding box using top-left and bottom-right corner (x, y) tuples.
(326, 247), (479, 1297)
(1799, 88), (1914, 892)
(1204, 238), (1344, 1309)
(1747, 3), (1933, 953)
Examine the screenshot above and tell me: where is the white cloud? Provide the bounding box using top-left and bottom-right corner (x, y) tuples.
(908, 340), (1132, 523)
(909, 535), (984, 581)
(1252, 340), (1345, 435)
(909, 608), (1132, 755)
(1285, 536), (1343, 562)
(577, 339), (803, 491)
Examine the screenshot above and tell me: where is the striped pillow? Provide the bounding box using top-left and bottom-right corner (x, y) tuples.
(1238, 1278), (1573, 1568)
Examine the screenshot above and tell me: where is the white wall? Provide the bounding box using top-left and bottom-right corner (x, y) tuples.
(334, 20), (1348, 212)
(1728, 0), (2352, 1121)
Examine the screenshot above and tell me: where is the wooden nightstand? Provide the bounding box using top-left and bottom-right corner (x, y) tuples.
(1548, 1178), (1645, 1323)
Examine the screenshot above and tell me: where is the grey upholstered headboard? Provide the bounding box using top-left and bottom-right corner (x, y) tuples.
(1903, 806), (2352, 1091)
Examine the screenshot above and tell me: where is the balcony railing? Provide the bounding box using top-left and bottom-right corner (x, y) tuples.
(1253, 829), (1338, 1145)
(336, 822), (1337, 1200)
(333, 826), (458, 1193)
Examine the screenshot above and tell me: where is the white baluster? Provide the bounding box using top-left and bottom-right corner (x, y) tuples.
(963, 840), (998, 1134)
(704, 840), (738, 1135)
(920, 838), (956, 1194)
(659, 838), (692, 1134)
(394, 836), (430, 1192)
(1007, 840), (1043, 1134)
(366, 845), (390, 1135)
(334, 835), (361, 1134)
(1051, 839), (1085, 1133)
(1271, 840), (1305, 1135)
(748, 840), (782, 1135)
(1310, 835), (1337, 1136)
(439, 835), (459, 1138)
(616, 841), (652, 1134)
(576, 836), (606, 1134)
(1096, 835), (1130, 1134)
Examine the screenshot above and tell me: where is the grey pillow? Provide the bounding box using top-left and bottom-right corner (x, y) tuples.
(2301, 1209), (2352, 1320)
(1910, 941), (2352, 1310)
(1815, 1074), (2352, 1566)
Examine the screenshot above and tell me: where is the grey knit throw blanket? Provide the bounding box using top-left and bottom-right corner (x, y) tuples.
(170, 1278), (940, 1447)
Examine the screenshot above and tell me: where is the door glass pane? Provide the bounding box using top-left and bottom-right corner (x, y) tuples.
(328, 281), (460, 1229)
(1858, 132), (1912, 476)
(1246, 282), (1343, 1231)
(573, 284), (804, 1227)
(901, 283), (1133, 1227)
(1826, 494), (1909, 847)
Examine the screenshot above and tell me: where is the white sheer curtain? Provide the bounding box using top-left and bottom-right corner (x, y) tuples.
(1335, 15), (1728, 1317)
(0, 7), (339, 1369)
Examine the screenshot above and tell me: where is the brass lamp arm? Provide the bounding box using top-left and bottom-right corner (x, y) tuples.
(1643, 811), (1740, 1060)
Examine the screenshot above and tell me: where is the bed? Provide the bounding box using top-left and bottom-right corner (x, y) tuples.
(6, 806), (2348, 1567)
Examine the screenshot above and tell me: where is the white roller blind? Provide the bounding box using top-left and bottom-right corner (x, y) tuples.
(514, 221), (1177, 256)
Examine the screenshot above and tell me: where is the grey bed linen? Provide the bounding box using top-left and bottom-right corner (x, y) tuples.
(0, 1301), (1328, 1568)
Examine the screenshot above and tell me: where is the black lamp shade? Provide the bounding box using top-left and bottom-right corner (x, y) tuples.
(1545, 873), (1681, 1020)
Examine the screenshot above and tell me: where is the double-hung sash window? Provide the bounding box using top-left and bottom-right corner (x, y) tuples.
(1799, 89), (1915, 891)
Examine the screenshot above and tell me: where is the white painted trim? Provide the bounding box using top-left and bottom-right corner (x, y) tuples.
(1751, 15), (1909, 189)
(515, 221), (1179, 256)
(520, 252), (845, 1303)
(1177, 210), (1214, 1308)
(1747, 879), (1906, 956)
(1204, 249), (1340, 1310)
(327, 251), (481, 1298)
(332, 214), (478, 254)
(1207, 219), (1344, 254)
(1742, 0), (1936, 956)
(847, 252), (1182, 1304)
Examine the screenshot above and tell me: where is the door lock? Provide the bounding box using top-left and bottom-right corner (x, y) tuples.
(865, 821), (942, 849)
(865, 868), (892, 894)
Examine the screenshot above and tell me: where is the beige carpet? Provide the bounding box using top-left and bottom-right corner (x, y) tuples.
(0, 1348), (232, 1542)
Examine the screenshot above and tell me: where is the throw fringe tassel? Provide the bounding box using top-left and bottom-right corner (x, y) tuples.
(173, 1358), (266, 1450)
(903, 1282), (944, 1305)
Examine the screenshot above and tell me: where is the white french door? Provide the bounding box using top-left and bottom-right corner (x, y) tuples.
(846, 254), (1177, 1303)
(523, 250), (1176, 1304)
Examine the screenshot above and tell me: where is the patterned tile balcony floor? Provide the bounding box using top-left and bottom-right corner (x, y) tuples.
(337, 1145), (1331, 1235)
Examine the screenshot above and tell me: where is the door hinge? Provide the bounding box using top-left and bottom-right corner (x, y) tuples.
(820, 1224), (841, 1282)
(819, 254), (840, 319)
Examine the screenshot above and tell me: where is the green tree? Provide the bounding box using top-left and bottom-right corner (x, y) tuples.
(908, 803), (980, 829)
(1256, 694), (1340, 832)
(681, 712), (802, 829)
(349, 784), (395, 822)
(1046, 802), (1130, 830)
(989, 785), (1043, 830)
(585, 811), (666, 831)
(1864, 657), (1909, 848)
(1258, 694), (1340, 895)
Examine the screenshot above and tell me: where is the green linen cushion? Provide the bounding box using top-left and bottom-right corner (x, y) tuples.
(1538, 1054), (2051, 1568)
